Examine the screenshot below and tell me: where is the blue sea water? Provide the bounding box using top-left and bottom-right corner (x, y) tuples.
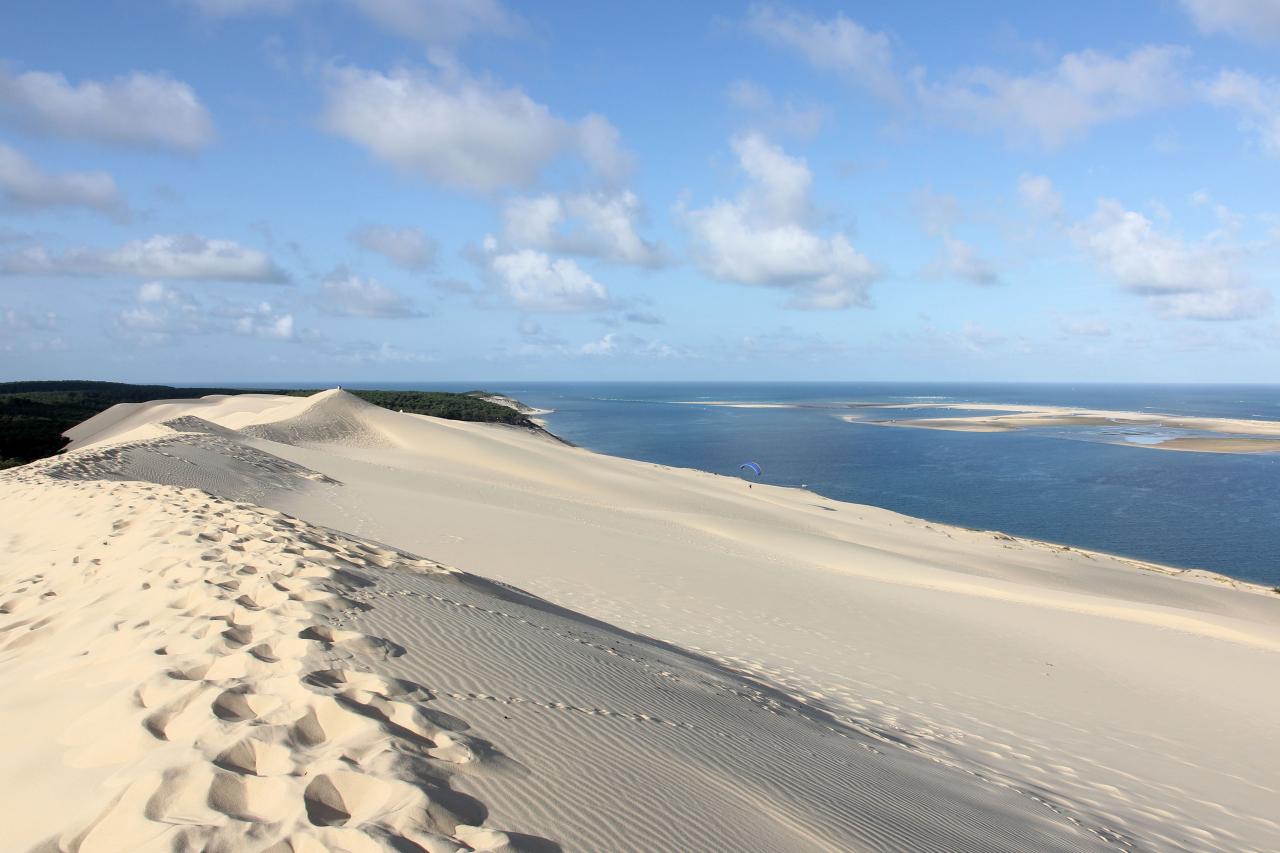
(326, 382), (1280, 587)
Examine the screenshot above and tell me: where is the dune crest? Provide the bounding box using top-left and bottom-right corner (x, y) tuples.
(0, 469), (539, 853)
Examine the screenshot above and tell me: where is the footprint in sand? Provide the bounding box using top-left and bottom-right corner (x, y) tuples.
(299, 624), (406, 659)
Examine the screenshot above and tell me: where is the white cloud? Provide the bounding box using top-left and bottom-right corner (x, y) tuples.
(114, 282), (202, 345)
(734, 131), (812, 222)
(487, 246), (610, 312)
(1181, 0), (1280, 43)
(0, 67), (214, 152)
(2, 307), (57, 331)
(913, 46), (1187, 147)
(575, 332), (681, 359)
(1202, 70), (1280, 155)
(915, 188), (1000, 286)
(1149, 288), (1271, 321)
(0, 234), (287, 282)
(745, 4), (900, 103)
(1073, 200), (1236, 294)
(570, 112), (632, 184)
(114, 281), (299, 345)
(925, 235), (1000, 286)
(502, 190), (663, 267)
(323, 65), (629, 193)
(683, 133), (879, 309)
(0, 142), (125, 217)
(349, 224), (437, 270)
(579, 332), (617, 356)
(235, 310), (295, 340)
(1018, 173), (1064, 220)
(348, 0), (519, 46)
(318, 267), (421, 317)
(1072, 199), (1269, 320)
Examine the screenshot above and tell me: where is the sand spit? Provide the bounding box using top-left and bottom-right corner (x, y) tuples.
(3, 388), (1279, 851)
(842, 402), (1280, 453)
(1145, 437), (1280, 454)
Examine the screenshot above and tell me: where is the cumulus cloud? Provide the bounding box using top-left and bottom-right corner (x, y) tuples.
(682, 133), (879, 309)
(745, 4), (900, 103)
(1202, 70), (1280, 155)
(742, 6), (1275, 154)
(0, 142), (126, 217)
(0, 234), (288, 282)
(1072, 199), (1269, 320)
(502, 190), (663, 267)
(1150, 288), (1271, 321)
(0, 67), (214, 152)
(114, 281), (298, 345)
(349, 224), (437, 270)
(485, 244), (611, 312)
(323, 65), (629, 192)
(1181, 0), (1280, 43)
(924, 235), (1000, 286)
(575, 332), (681, 358)
(913, 45), (1188, 147)
(318, 267), (421, 317)
(1018, 173), (1064, 220)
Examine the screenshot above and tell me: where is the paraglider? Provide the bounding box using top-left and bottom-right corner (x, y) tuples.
(739, 461), (762, 488)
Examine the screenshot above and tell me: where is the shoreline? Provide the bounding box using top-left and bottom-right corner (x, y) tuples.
(4, 389), (1280, 850)
(538, 407), (1276, 590)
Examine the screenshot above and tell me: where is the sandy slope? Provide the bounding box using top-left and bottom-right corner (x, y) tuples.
(4, 389), (1279, 851)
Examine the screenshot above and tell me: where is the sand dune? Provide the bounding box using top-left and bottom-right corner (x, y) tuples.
(3, 389), (1279, 851)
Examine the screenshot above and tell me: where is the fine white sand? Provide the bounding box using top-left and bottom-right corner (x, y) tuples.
(4, 389), (1279, 851)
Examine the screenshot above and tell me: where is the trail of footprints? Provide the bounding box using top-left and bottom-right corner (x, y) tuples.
(1, 471), (529, 853)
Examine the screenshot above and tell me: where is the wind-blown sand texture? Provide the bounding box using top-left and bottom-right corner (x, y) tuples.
(4, 389), (1279, 851)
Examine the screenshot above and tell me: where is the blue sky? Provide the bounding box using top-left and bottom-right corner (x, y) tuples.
(2, 0), (1280, 383)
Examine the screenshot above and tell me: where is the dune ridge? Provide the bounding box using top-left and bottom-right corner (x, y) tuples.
(3, 389), (1279, 851)
(0, 466), (548, 853)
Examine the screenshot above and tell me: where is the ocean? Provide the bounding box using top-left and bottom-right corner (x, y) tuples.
(334, 382), (1280, 587)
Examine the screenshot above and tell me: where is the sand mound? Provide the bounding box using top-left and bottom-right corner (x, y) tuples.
(64, 394), (296, 452)
(237, 390), (398, 449)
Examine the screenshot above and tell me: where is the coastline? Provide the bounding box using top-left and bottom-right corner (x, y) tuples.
(3, 389), (1279, 850)
(839, 402), (1280, 454)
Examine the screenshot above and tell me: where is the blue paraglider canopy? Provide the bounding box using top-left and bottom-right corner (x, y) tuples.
(739, 461), (762, 477)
